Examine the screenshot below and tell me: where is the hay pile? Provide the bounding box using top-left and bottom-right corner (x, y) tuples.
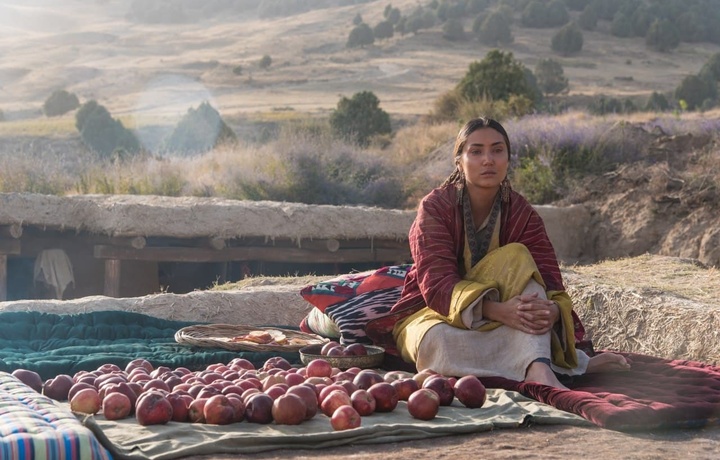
(565, 254), (720, 364)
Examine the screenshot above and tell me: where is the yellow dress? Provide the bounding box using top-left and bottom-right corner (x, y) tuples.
(392, 217), (582, 380)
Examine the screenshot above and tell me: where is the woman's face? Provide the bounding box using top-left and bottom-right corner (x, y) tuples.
(458, 127), (509, 192)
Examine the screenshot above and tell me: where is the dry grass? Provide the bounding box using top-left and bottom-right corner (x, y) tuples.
(564, 255), (720, 364)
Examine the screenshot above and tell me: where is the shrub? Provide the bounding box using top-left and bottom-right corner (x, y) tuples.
(521, 1), (548, 28)
(645, 19), (679, 52)
(701, 52), (720, 81)
(75, 101), (141, 159)
(645, 92), (670, 112)
(512, 156), (560, 204)
(442, 18), (466, 41)
(610, 12), (634, 38)
(43, 90), (80, 117)
(551, 22), (583, 56)
(258, 55), (272, 70)
(535, 58), (568, 95)
(329, 91), (391, 147)
(384, 5), (401, 24)
(546, 0), (570, 27)
(577, 4), (598, 31)
(163, 102), (237, 154)
(232, 65), (243, 75)
(373, 20), (394, 41)
(347, 23), (374, 48)
(478, 11), (513, 46)
(675, 75), (718, 111)
(588, 95), (623, 115)
(352, 13), (363, 25)
(457, 50), (537, 107)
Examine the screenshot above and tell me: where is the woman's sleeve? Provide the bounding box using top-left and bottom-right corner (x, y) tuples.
(409, 193), (465, 318)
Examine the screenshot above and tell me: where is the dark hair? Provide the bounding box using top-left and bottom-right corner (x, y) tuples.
(442, 117), (511, 186)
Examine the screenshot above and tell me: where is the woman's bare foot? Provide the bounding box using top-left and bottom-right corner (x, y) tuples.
(525, 362), (568, 390)
(586, 352), (631, 373)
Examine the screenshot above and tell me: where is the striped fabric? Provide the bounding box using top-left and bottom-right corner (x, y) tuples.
(0, 372), (112, 460)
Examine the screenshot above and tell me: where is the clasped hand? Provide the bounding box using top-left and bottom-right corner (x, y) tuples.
(501, 292), (559, 335)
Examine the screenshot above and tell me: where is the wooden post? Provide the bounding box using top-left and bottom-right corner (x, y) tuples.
(104, 259), (121, 297)
(0, 255), (7, 302)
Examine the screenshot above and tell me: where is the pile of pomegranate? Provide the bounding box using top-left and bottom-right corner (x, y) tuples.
(10, 349), (487, 431)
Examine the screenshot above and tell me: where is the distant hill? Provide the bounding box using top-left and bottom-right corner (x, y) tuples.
(0, 0), (719, 122)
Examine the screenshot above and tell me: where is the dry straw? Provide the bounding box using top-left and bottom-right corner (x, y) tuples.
(565, 254), (720, 365)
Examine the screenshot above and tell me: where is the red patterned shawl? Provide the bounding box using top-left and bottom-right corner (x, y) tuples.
(366, 184), (585, 354)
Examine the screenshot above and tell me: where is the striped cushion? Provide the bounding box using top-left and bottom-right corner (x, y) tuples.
(0, 372), (111, 460)
(324, 287), (403, 345)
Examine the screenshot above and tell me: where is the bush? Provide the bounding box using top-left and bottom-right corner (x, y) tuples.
(43, 90), (80, 117)
(578, 4), (598, 31)
(478, 11), (513, 46)
(701, 52), (720, 81)
(588, 95), (623, 115)
(258, 55), (272, 70)
(384, 5), (401, 24)
(535, 58), (568, 95)
(329, 91), (391, 147)
(610, 12), (634, 38)
(645, 19), (680, 52)
(232, 65), (243, 75)
(645, 91), (670, 112)
(456, 50), (537, 107)
(675, 75), (718, 111)
(75, 101), (141, 159)
(442, 18), (466, 41)
(551, 22), (583, 56)
(347, 23), (374, 48)
(373, 20), (394, 41)
(163, 102), (237, 154)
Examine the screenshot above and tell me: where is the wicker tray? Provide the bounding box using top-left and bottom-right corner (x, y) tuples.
(174, 324), (327, 352)
(299, 344), (385, 370)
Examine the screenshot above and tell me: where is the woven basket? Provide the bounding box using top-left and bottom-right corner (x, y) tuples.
(299, 344), (385, 370)
(174, 324), (327, 352)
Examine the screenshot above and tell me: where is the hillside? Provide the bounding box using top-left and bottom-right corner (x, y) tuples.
(1, 0), (719, 124)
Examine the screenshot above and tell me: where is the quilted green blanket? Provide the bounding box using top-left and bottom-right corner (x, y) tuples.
(0, 310), (300, 380)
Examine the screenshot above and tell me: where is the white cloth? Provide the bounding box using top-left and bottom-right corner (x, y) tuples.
(34, 249), (75, 300)
(415, 279), (589, 381)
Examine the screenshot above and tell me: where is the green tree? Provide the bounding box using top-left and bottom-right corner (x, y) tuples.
(645, 19), (680, 52)
(700, 52), (720, 81)
(551, 22), (583, 56)
(645, 91), (669, 112)
(535, 58), (568, 95)
(611, 12), (634, 38)
(329, 91), (392, 147)
(163, 102), (236, 154)
(478, 11), (513, 46)
(347, 23), (374, 48)
(456, 50), (537, 106)
(373, 20), (394, 41)
(75, 101), (140, 159)
(521, 1), (548, 28)
(384, 5), (401, 24)
(442, 18), (466, 41)
(258, 54), (272, 70)
(43, 89), (80, 117)
(546, 0), (570, 27)
(578, 4), (598, 31)
(352, 13), (363, 25)
(675, 74), (718, 111)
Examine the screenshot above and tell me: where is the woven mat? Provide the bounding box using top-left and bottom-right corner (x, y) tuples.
(77, 389), (590, 460)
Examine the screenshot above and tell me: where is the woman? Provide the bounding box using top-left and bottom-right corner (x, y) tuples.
(367, 117), (629, 389)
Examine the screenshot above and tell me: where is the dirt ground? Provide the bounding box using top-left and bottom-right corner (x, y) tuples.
(188, 424), (720, 460)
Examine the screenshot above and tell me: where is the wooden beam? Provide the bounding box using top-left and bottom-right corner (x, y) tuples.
(0, 255), (6, 301)
(94, 245), (410, 264)
(109, 236), (146, 249)
(104, 259), (121, 297)
(0, 239), (21, 255)
(0, 224), (22, 239)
